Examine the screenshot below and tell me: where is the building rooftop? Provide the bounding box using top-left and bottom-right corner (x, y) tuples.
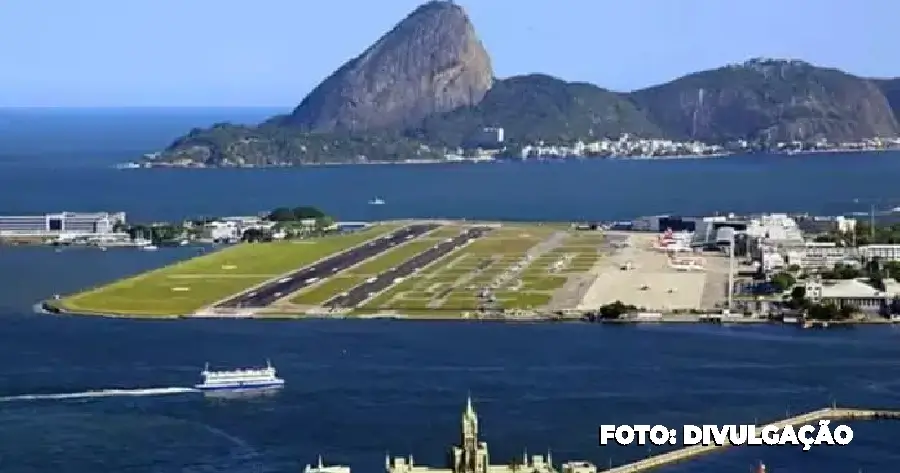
(882, 279), (900, 297)
(819, 279), (886, 299)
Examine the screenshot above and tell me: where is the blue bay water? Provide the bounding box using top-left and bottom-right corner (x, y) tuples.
(1, 109), (900, 472)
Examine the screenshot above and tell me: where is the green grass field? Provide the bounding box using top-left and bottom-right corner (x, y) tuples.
(289, 276), (367, 305)
(345, 240), (437, 276)
(59, 225), (399, 316)
(355, 225), (572, 313)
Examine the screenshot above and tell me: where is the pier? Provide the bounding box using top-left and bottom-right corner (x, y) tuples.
(603, 406), (900, 473)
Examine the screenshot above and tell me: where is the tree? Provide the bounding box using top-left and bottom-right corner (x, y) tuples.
(867, 257), (882, 276)
(316, 215), (335, 229)
(242, 228), (264, 242)
(595, 300), (637, 320)
(822, 263), (861, 280)
(790, 285), (806, 301)
(891, 297), (900, 315)
(292, 206), (325, 219)
(884, 261), (900, 279)
(770, 272), (796, 292)
(127, 225), (148, 241)
(807, 303), (839, 321)
(838, 304), (857, 320)
(268, 207), (295, 222)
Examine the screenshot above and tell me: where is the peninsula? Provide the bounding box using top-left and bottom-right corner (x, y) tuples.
(43, 212), (900, 325)
(138, 1), (900, 168)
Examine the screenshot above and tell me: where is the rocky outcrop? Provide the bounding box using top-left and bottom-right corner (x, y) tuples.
(279, 0), (493, 133)
(629, 59), (900, 143)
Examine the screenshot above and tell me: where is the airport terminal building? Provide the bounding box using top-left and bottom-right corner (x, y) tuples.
(0, 212), (126, 236)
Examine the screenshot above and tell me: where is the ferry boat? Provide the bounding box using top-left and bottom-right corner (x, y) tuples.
(368, 197), (385, 205)
(194, 360), (285, 391)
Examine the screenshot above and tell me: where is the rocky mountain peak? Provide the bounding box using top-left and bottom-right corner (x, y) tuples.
(281, 0), (494, 133)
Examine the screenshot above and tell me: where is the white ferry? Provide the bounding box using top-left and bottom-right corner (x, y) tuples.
(194, 360), (285, 391)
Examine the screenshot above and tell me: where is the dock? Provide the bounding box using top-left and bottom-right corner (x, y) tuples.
(604, 406), (900, 473)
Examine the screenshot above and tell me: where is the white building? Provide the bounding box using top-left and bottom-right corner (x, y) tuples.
(785, 242), (857, 270)
(201, 221), (239, 241)
(746, 214), (804, 243)
(631, 215), (664, 232)
(859, 244), (900, 262)
(762, 252), (786, 272)
(833, 216), (856, 233)
(804, 279), (891, 313)
(0, 212), (125, 236)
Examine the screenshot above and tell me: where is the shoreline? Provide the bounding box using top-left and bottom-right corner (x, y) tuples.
(123, 148), (900, 169)
(127, 153), (735, 169)
(776, 148), (900, 156)
(39, 302), (894, 326)
(40, 219), (899, 326)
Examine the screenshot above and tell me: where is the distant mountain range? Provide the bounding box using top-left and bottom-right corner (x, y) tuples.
(152, 1), (900, 166)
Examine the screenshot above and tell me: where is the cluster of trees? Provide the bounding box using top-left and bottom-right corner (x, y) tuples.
(770, 272), (796, 292)
(812, 222), (900, 247)
(241, 228), (272, 243)
(115, 206), (337, 245)
(584, 301), (639, 321)
(267, 206), (326, 222)
(157, 122), (449, 166)
(819, 263), (862, 280)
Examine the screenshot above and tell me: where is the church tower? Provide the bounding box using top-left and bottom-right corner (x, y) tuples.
(462, 395), (478, 447)
(452, 395), (488, 473)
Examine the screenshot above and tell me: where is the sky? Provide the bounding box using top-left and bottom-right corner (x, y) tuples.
(2, 0), (897, 107)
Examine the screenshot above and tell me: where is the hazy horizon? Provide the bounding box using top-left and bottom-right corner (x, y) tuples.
(3, 0), (896, 107)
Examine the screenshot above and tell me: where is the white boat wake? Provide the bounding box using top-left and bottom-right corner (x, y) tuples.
(0, 386), (198, 402)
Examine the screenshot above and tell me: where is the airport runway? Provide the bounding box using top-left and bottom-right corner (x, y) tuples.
(216, 224), (438, 308)
(325, 227), (491, 309)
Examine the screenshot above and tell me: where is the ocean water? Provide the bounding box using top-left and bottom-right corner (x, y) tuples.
(2, 109), (900, 472)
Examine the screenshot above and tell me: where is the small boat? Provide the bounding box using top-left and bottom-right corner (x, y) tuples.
(139, 245), (158, 251)
(368, 197), (385, 205)
(194, 360), (285, 391)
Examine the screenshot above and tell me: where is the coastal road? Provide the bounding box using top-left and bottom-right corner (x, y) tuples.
(325, 227), (491, 309)
(216, 224), (439, 308)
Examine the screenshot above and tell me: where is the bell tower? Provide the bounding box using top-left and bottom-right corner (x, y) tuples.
(453, 395), (487, 473)
(462, 394), (478, 446)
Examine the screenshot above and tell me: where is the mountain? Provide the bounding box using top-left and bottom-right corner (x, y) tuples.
(151, 4), (900, 167)
(277, 0), (492, 133)
(629, 59), (899, 143)
(408, 74), (663, 147)
(874, 78), (900, 123)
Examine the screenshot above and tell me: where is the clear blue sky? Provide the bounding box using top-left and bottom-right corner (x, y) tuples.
(2, 0), (896, 107)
